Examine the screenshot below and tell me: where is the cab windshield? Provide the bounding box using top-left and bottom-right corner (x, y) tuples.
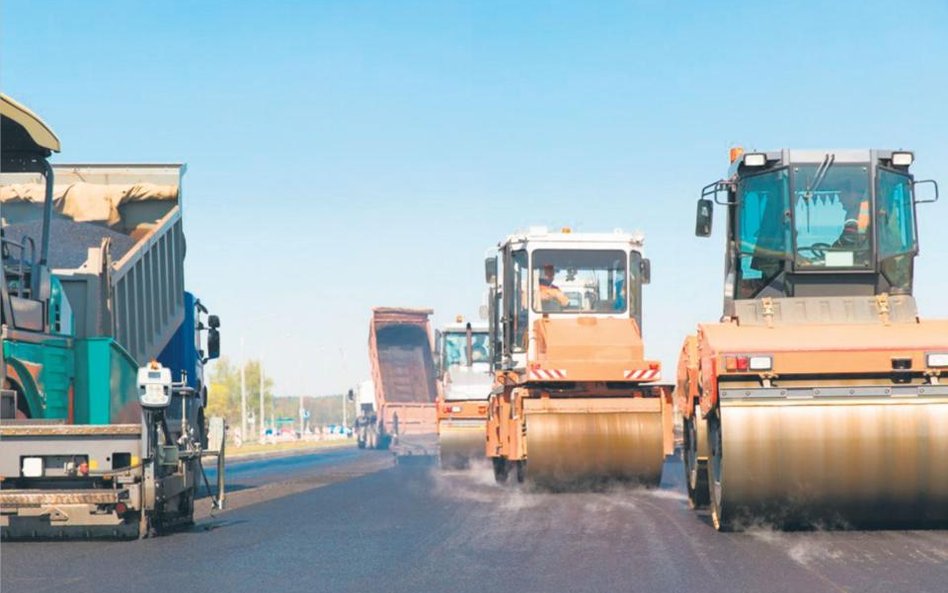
(442, 332), (489, 367)
(791, 164), (872, 269)
(531, 249), (628, 313)
(736, 163), (918, 297)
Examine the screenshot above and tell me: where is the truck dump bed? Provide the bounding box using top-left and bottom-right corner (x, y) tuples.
(368, 307), (439, 439)
(1, 164), (185, 366)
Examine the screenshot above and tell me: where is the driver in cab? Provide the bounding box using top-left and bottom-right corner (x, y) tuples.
(538, 264), (570, 311)
(835, 183), (871, 249)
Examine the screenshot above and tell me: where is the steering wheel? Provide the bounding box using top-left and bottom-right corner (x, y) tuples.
(798, 242), (832, 260)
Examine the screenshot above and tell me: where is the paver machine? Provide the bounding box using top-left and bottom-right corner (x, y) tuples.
(486, 227), (673, 487)
(0, 94), (224, 539)
(435, 316), (492, 468)
(678, 148), (948, 530)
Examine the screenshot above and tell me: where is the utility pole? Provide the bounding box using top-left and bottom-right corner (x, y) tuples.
(240, 337), (247, 445)
(339, 347), (348, 429)
(259, 360), (265, 440)
(299, 393), (305, 435)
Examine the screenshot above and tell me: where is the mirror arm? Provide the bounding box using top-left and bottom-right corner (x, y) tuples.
(914, 179), (939, 204)
(702, 179), (736, 205)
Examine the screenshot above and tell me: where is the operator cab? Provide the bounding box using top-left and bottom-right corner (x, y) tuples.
(0, 95), (61, 336)
(489, 228), (651, 370)
(696, 149), (938, 308)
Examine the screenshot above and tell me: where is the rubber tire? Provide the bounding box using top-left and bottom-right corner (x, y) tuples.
(684, 414), (710, 509)
(514, 460), (526, 484)
(492, 458), (509, 484)
(707, 411), (732, 532)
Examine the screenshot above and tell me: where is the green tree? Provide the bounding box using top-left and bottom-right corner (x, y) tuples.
(207, 357), (275, 436)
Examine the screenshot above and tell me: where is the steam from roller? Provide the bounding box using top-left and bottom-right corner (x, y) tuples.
(525, 411), (664, 489)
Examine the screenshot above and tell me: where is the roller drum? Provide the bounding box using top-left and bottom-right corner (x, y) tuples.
(438, 421), (485, 469)
(525, 411), (664, 488)
(712, 396), (948, 528)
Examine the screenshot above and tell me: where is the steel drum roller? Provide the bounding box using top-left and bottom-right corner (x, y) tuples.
(713, 396), (948, 527)
(525, 411), (665, 487)
(438, 420), (486, 468)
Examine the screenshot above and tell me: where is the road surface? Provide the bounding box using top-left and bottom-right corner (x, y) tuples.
(2, 449), (946, 593)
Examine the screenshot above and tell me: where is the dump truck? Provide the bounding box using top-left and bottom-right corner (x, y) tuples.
(0, 94), (224, 539)
(356, 307), (439, 454)
(435, 316), (491, 469)
(486, 227), (673, 486)
(678, 147), (948, 530)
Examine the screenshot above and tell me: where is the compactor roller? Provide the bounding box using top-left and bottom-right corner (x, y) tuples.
(484, 228), (673, 488)
(678, 148), (948, 530)
(436, 319), (492, 469)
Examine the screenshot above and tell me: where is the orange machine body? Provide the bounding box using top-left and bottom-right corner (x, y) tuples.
(676, 148), (948, 529)
(485, 228), (672, 485)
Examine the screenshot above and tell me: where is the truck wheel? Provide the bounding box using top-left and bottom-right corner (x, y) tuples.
(492, 458), (509, 484)
(514, 460), (526, 484)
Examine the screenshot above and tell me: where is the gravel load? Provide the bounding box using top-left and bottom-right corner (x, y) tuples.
(3, 219), (138, 270)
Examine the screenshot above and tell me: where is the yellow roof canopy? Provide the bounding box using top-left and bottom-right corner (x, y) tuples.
(1, 93), (61, 155)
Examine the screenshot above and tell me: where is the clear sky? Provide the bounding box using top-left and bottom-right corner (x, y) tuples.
(3, 1), (947, 396)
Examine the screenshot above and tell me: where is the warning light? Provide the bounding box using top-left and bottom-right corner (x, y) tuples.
(561, 227), (572, 234)
(729, 146), (744, 163)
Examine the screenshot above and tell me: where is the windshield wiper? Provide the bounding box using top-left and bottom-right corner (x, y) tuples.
(801, 153), (835, 232)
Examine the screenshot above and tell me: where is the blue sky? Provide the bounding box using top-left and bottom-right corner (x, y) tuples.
(4, 1), (948, 395)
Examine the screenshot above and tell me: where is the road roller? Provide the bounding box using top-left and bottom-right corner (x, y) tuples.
(678, 148), (948, 530)
(436, 317), (492, 469)
(485, 227), (673, 488)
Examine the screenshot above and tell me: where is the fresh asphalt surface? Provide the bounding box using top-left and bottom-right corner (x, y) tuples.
(2, 447), (946, 593)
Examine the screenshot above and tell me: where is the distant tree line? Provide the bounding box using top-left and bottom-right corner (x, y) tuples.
(207, 356), (357, 430)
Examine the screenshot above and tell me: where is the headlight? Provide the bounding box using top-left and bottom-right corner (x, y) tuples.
(743, 153), (767, 167)
(891, 152), (914, 166)
(927, 353), (948, 368)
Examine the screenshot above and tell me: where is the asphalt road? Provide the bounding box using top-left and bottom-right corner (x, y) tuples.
(2, 450), (946, 593)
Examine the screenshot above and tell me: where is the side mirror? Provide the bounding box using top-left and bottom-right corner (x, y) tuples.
(346, 389), (354, 402)
(484, 257), (497, 284)
(433, 330), (442, 356)
(207, 327), (221, 360)
(639, 258), (651, 285)
(208, 314), (221, 329)
(695, 199), (713, 237)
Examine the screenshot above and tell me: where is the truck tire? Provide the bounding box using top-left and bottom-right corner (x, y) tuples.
(492, 458), (509, 484)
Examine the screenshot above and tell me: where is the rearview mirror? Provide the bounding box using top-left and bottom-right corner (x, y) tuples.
(695, 199), (713, 237)
(347, 389), (354, 402)
(207, 328), (220, 360)
(484, 257), (497, 284)
(639, 258), (651, 285)
(208, 314), (221, 329)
